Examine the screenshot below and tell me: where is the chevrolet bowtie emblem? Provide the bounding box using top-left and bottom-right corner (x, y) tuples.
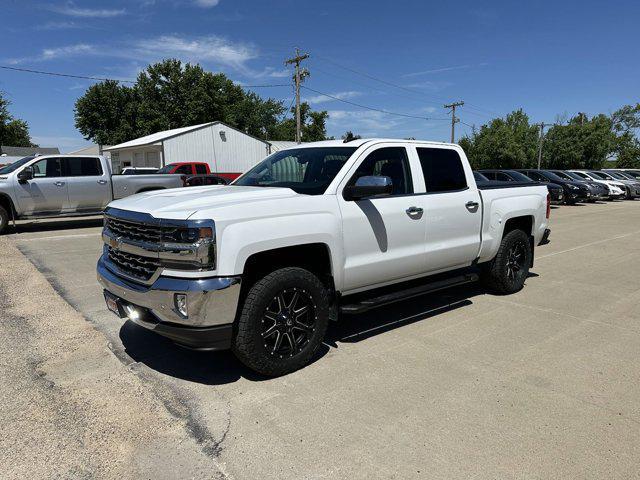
(109, 237), (120, 249)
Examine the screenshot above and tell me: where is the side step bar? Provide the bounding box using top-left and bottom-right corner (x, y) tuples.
(339, 273), (479, 314)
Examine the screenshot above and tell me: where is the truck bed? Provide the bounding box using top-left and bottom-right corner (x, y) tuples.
(476, 180), (543, 190)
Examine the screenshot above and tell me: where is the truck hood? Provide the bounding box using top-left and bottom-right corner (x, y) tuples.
(107, 185), (299, 220)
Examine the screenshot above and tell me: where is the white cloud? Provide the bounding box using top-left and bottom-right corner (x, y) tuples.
(35, 21), (80, 30)
(404, 80), (452, 92)
(307, 91), (362, 105)
(133, 35), (257, 73)
(403, 65), (471, 77)
(326, 110), (407, 136)
(5, 35), (261, 75)
(194, 0), (220, 6)
(49, 3), (126, 18)
(7, 44), (96, 64)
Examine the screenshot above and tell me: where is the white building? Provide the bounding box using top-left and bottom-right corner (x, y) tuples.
(104, 122), (271, 175)
(68, 144), (111, 160)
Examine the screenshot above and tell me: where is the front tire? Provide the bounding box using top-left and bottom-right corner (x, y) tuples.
(233, 267), (330, 376)
(0, 205), (9, 235)
(481, 229), (532, 295)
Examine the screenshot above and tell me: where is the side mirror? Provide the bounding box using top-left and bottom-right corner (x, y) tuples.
(17, 167), (34, 183)
(343, 175), (393, 201)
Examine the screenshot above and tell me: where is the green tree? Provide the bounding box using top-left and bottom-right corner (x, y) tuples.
(543, 113), (617, 169)
(75, 80), (137, 145)
(341, 131), (361, 142)
(269, 102), (328, 142)
(611, 104), (640, 168)
(461, 109), (539, 169)
(0, 92), (35, 147)
(74, 59), (328, 144)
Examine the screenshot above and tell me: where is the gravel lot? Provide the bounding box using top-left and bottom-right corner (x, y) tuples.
(2, 201), (640, 479)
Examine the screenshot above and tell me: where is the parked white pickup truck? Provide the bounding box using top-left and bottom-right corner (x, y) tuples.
(98, 139), (551, 375)
(0, 155), (185, 234)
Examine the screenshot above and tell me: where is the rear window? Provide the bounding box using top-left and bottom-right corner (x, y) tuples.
(416, 147), (467, 192)
(64, 157), (102, 176)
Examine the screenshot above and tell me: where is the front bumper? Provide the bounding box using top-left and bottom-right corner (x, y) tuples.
(97, 255), (241, 349)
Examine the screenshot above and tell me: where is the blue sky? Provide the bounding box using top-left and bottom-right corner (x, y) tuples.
(1, 0), (638, 152)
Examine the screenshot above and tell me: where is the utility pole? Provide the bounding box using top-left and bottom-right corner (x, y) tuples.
(444, 101), (464, 143)
(285, 48), (309, 144)
(537, 123), (552, 169)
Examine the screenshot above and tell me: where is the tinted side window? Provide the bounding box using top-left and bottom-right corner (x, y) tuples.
(525, 171), (544, 181)
(496, 172), (512, 181)
(350, 147), (413, 195)
(64, 157), (103, 176)
(482, 171), (497, 180)
(31, 158), (62, 178)
(416, 148), (467, 192)
(175, 165), (192, 175)
(195, 164), (208, 175)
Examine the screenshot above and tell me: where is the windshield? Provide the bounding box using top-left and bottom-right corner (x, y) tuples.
(550, 170), (574, 181)
(571, 171), (590, 179)
(606, 171), (629, 180)
(157, 164), (178, 173)
(473, 171), (488, 181)
(234, 147), (358, 195)
(589, 171), (610, 180)
(504, 170), (534, 182)
(0, 156), (37, 174)
(540, 171), (565, 182)
(564, 171), (586, 181)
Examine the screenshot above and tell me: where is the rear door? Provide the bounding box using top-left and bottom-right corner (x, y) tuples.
(415, 146), (482, 272)
(195, 163), (208, 175)
(64, 157), (111, 212)
(337, 144), (428, 291)
(14, 156), (69, 215)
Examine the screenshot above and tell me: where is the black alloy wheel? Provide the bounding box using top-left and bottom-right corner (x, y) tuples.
(261, 288), (317, 358)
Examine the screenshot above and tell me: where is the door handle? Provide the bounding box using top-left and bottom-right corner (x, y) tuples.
(54, 181), (66, 187)
(97, 179), (108, 185)
(405, 206), (424, 218)
(465, 201), (479, 212)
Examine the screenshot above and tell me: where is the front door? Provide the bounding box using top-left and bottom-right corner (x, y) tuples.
(338, 145), (427, 292)
(14, 157), (69, 215)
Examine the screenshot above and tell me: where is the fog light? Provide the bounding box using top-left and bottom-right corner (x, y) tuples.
(124, 304), (140, 321)
(175, 294), (188, 317)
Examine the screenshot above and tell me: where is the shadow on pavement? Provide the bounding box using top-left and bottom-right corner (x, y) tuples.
(118, 281), (500, 385)
(9, 217), (103, 234)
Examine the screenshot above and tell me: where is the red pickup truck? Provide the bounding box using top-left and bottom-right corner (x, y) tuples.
(157, 162), (210, 175)
(157, 162), (241, 181)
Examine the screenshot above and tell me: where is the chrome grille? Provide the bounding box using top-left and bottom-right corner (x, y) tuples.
(105, 217), (177, 243)
(107, 247), (160, 281)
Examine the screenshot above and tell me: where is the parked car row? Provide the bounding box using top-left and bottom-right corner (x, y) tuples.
(474, 168), (640, 205)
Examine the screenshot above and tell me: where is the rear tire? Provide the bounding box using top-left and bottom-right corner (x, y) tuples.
(481, 229), (532, 295)
(232, 267), (330, 376)
(0, 205), (9, 235)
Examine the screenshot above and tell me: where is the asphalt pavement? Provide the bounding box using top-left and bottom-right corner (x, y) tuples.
(3, 201), (640, 479)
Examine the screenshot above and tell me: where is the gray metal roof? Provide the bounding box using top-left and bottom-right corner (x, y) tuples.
(0, 145), (60, 156)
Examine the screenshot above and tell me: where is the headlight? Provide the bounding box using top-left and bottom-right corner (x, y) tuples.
(165, 226), (214, 244)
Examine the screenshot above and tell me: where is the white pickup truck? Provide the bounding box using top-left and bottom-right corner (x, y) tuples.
(97, 139), (551, 375)
(0, 155), (185, 234)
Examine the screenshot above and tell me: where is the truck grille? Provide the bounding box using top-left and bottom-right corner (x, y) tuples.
(105, 217), (176, 244)
(107, 247), (160, 282)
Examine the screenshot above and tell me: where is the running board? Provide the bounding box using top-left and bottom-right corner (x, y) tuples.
(339, 273), (479, 314)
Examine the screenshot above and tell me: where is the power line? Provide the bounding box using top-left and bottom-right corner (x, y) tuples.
(301, 85), (448, 121)
(444, 101), (464, 142)
(0, 64), (136, 84)
(312, 54), (501, 118)
(0, 64), (291, 88)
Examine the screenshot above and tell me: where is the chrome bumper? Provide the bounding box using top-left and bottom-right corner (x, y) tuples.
(97, 254), (241, 329)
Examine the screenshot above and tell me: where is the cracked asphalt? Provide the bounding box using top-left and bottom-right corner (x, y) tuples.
(2, 201), (640, 479)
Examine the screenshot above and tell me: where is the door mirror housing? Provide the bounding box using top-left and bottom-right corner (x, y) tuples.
(17, 166), (34, 183)
(343, 175), (393, 201)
